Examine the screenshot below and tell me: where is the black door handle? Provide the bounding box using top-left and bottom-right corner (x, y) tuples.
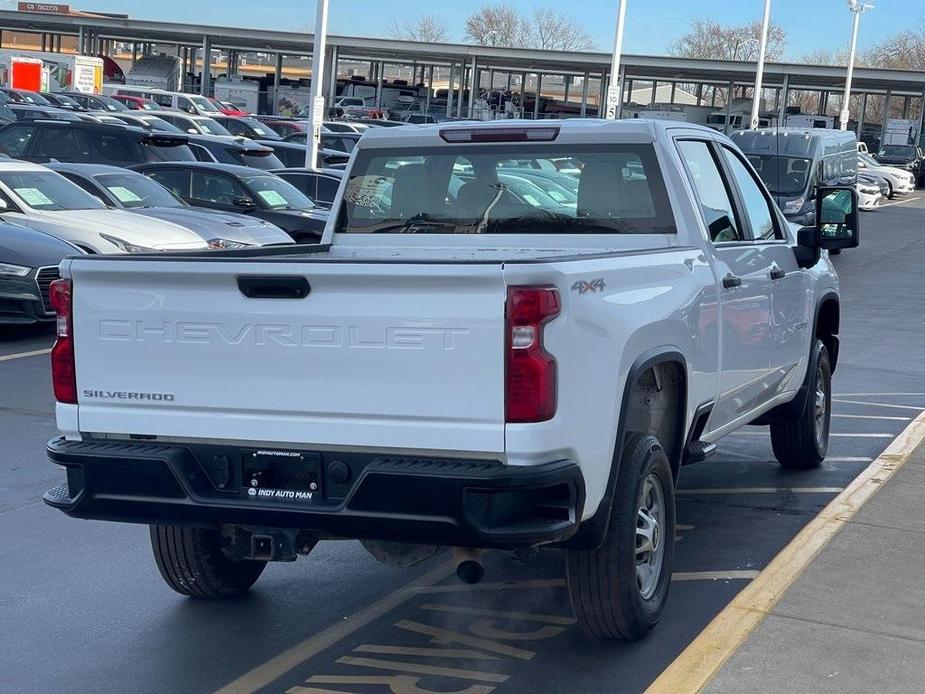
(770, 267), (786, 280)
(722, 274), (742, 289)
(237, 275), (310, 299)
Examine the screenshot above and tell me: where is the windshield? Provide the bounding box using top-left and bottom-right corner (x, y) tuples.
(242, 174), (315, 210)
(192, 117), (231, 136)
(95, 172), (184, 209)
(241, 117), (281, 140)
(859, 152), (880, 167)
(139, 116), (184, 133)
(338, 143), (675, 234)
(746, 155), (813, 196)
(99, 96), (128, 112)
(879, 145), (916, 158)
(189, 95), (220, 112)
(0, 171), (105, 210)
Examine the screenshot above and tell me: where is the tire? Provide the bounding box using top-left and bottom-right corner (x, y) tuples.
(887, 182), (895, 199)
(566, 433), (676, 640)
(149, 525), (267, 599)
(770, 340), (831, 470)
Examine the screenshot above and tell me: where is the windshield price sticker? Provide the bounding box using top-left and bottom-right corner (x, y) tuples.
(257, 190), (288, 206)
(15, 187), (53, 207)
(343, 175), (389, 207)
(107, 186), (143, 203)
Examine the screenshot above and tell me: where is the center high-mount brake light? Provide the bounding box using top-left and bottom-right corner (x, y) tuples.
(49, 278), (77, 404)
(440, 127), (560, 143)
(505, 286), (560, 423)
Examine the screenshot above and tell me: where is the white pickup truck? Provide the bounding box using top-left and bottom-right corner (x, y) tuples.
(43, 120), (859, 640)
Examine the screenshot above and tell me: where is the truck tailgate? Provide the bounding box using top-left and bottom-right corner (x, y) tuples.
(69, 259), (507, 454)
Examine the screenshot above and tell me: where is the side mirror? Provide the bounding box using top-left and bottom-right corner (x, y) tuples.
(0, 197), (9, 210)
(816, 186), (860, 250)
(232, 196), (256, 209)
(187, 128), (197, 134)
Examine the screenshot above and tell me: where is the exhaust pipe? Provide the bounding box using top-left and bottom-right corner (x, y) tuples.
(453, 547), (485, 584)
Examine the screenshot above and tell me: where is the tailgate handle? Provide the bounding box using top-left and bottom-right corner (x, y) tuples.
(237, 275), (310, 299)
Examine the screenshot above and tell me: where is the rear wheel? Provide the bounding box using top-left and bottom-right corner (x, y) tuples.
(149, 526), (267, 599)
(566, 434), (676, 640)
(770, 339), (831, 470)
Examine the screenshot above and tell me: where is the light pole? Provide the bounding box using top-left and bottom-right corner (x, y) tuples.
(841, 0), (874, 132)
(305, 0), (330, 168)
(750, 0), (772, 129)
(605, 0), (627, 120)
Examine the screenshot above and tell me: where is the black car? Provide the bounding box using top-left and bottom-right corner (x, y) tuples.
(8, 104), (83, 122)
(256, 138), (350, 168)
(0, 88), (52, 105)
(272, 167), (343, 207)
(211, 115), (283, 141)
(39, 92), (83, 111)
(0, 222), (80, 325)
(59, 92), (127, 112)
(131, 162), (327, 243)
(185, 134), (284, 170)
(283, 131), (361, 154)
(0, 120), (196, 165)
(874, 144), (924, 186)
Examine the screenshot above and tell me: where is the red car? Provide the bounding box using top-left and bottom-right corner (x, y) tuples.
(208, 97), (249, 116)
(252, 116), (310, 138)
(110, 94), (161, 111)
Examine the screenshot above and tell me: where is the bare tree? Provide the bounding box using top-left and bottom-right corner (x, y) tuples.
(464, 3), (528, 47)
(531, 7), (595, 51)
(670, 18), (786, 62)
(386, 13), (450, 43)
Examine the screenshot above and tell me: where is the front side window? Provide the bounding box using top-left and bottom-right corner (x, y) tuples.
(0, 124), (37, 156)
(337, 143), (675, 235)
(677, 140), (742, 243)
(146, 169), (191, 198)
(721, 147), (778, 240)
(0, 171), (105, 210)
(32, 128), (91, 160)
(95, 134), (136, 163)
(316, 176), (340, 204)
(191, 172), (250, 205)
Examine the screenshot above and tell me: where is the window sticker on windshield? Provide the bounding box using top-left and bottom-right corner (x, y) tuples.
(107, 186), (143, 203)
(15, 187), (52, 206)
(343, 175), (389, 207)
(257, 190), (288, 206)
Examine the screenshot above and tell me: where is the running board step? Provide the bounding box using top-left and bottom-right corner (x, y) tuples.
(683, 440), (717, 465)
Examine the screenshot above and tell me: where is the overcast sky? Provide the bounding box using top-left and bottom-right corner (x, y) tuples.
(78, 0), (916, 59)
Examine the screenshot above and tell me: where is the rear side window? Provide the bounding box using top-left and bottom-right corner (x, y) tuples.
(338, 143), (675, 234)
(145, 143), (196, 162)
(317, 176), (339, 204)
(95, 134), (138, 163)
(0, 124), (36, 156)
(146, 169), (191, 198)
(239, 151), (285, 170)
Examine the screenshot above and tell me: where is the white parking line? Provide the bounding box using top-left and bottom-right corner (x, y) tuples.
(0, 348), (51, 362)
(878, 196), (922, 208)
(836, 392), (925, 397)
(826, 457), (874, 463)
(732, 431), (893, 438)
(678, 487), (844, 495)
(833, 399), (925, 412)
(832, 414), (910, 421)
(672, 571), (760, 582)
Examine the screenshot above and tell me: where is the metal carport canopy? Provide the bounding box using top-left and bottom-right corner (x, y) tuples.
(1, 10), (923, 95)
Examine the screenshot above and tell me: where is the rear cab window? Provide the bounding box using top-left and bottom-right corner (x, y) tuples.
(337, 143), (676, 235)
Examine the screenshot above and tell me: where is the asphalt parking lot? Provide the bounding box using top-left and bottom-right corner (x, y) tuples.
(2, 193), (925, 694)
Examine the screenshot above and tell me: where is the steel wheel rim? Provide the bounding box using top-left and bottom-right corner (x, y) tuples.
(814, 362), (827, 449)
(635, 474), (666, 600)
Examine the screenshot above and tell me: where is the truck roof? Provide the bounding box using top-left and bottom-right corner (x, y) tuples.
(357, 118), (720, 147)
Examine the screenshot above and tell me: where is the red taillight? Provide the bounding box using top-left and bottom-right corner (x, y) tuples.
(49, 278), (77, 404)
(506, 286), (560, 423)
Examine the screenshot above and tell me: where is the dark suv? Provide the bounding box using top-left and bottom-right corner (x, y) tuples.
(0, 120), (196, 166)
(875, 144), (924, 186)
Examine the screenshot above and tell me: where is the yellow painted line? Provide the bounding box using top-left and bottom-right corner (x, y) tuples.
(395, 620), (536, 660)
(213, 559), (456, 694)
(678, 487), (843, 495)
(336, 656), (509, 683)
(648, 410), (925, 694)
(0, 347), (51, 362)
(417, 578), (566, 594)
(354, 644), (500, 659)
(672, 571), (759, 582)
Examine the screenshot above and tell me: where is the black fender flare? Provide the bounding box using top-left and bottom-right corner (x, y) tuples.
(557, 347), (688, 551)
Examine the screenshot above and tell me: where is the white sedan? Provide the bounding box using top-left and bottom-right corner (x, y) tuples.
(0, 161), (208, 253)
(856, 181), (882, 211)
(858, 153), (915, 198)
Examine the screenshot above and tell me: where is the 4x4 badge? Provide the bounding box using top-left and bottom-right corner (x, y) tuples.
(572, 278), (606, 294)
